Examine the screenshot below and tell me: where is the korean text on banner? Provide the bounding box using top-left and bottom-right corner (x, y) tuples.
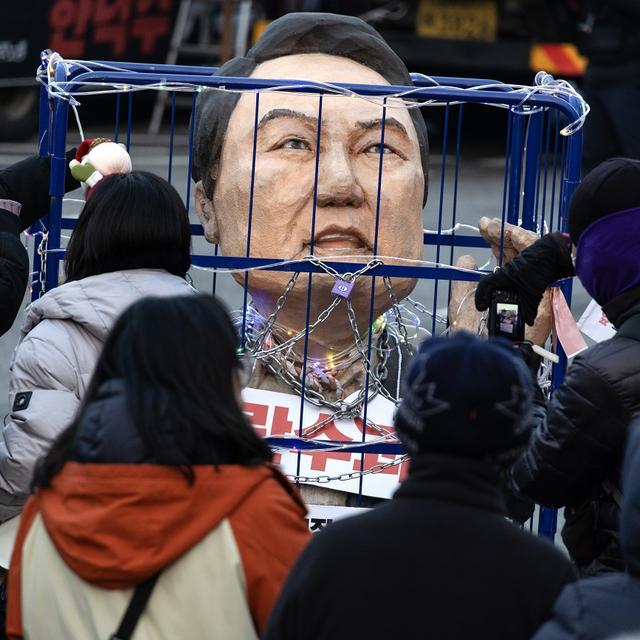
(306, 505), (369, 533)
(577, 299), (616, 343)
(242, 387), (406, 499)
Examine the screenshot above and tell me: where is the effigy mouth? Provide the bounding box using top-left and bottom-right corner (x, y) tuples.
(307, 225), (372, 256)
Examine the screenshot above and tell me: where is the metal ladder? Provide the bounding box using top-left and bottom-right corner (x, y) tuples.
(148, 0), (253, 134)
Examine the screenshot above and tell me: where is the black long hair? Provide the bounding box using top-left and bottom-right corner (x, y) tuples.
(33, 295), (272, 488)
(64, 171), (192, 282)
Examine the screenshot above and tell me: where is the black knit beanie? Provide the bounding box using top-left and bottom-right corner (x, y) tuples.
(568, 157), (640, 243)
(394, 332), (533, 464)
(192, 12), (429, 203)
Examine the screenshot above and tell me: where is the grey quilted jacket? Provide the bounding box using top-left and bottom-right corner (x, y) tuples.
(0, 269), (194, 521)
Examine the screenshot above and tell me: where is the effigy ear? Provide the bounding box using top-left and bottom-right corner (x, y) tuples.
(194, 180), (220, 244)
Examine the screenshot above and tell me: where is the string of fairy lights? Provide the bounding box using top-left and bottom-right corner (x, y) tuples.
(39, 54), (589, 137)
(25, 52), (567, 481)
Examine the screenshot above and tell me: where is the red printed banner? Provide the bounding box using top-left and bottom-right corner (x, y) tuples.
(577, 299), (616, 343)
(242, 387), (406, 499)
(49, 0), (174, 61)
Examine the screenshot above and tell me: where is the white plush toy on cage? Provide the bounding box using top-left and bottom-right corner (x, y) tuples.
(68, 137), (132, 198)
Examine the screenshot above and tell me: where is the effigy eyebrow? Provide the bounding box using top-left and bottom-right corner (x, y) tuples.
(355, 117), (408, 137)
(257, 108), (318, 129)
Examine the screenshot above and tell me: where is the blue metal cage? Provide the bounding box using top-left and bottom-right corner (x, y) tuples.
(33, 54), (584, 538)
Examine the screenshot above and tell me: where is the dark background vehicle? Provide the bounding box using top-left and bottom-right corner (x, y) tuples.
(0, 0), (585, 141)
(0, 1), (179, 141)
(263, 1), (586, 82)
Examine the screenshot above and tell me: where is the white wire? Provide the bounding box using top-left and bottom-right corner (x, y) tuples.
(424, 223), (480, 235)
(37, 54), (590, 136)
(66, 59), (126, 73)
(70, 102), (85, 141)
(188, 254), (490, 277)
(36, 53), (575, 297)
(42, 75), (587, 127)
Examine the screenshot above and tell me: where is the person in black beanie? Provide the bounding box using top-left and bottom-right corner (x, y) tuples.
(476, 157), (640, 575)
(0, 151), (79, 337)
(263, 332), (577, 640)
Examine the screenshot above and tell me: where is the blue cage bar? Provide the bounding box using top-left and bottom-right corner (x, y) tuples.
(34, 55), (584, 539)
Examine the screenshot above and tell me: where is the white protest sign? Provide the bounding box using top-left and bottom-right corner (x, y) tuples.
(577, 299), (616, 343)
(242, 387), (406, 499)
(306, 505), (370, 533)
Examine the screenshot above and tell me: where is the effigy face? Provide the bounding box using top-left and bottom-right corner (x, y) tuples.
(193, 25), (427, 502)
(195, 53), (424, 340)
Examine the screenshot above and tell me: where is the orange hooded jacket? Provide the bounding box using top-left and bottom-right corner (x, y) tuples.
(7, 462), (309, 639)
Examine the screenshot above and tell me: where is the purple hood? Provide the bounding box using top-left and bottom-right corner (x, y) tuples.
(575, 206), (640, 307)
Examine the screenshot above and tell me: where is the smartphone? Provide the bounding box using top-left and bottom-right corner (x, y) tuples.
(487, 291), (525, 341)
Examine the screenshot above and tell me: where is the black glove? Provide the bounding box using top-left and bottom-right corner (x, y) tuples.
(0, 149), (79, 232)
(511, 340), (541, 382)
(475, 232), (574, 325)
(502, 478), (535, 526)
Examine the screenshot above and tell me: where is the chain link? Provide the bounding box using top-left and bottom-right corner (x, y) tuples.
(36, 231), (49, 298)
(383, 276), (409, 345)
(241, 255), (409, 449)
(254, 297), (341, 358)
(287, 454), (407, 484)
(251, 271), (301, 348)
(405, 295), (448, 325)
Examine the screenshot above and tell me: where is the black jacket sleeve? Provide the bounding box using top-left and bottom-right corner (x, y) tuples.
(0, 209), (28, 337)
(0, 150), (79, 232)
(0, 149), (79, 336)
(509, 354), (630, 508)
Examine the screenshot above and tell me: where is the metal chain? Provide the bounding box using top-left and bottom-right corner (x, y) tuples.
(250, 257), (386, 399)
(251, 271), (301, 348)
(383, 276), (410, 345)
(258, 334), (389, 414)
(344, 300), (398, 404)
(248, 257), (381, 359)
(405, 295), (448, 325)
(254, 297), (341, 358)
(242, 255), (405, 444)
(304, 255), (342, 279)
(36, 231), (49, 297)
(287, 454), (407, 484)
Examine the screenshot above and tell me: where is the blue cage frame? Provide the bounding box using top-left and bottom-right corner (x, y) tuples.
(34, 55), (583, 539)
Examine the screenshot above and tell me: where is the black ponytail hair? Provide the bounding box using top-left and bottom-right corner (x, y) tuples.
(33, 295), (271, 488)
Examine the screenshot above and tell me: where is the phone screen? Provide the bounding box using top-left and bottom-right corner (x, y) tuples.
(488, 292), (525, 341)
(496, 303), (519, 336)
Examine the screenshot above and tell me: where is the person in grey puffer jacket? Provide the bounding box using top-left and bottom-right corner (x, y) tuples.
(532, 419), (640, 640)
(0, 171), (193, 521)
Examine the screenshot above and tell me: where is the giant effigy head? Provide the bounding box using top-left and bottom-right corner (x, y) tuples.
(192, 13), (429, 359)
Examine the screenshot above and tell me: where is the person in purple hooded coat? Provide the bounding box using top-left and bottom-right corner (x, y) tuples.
(475, 157), (640, 575)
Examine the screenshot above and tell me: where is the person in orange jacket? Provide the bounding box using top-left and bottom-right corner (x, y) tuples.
(7, 294), (310, 640)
